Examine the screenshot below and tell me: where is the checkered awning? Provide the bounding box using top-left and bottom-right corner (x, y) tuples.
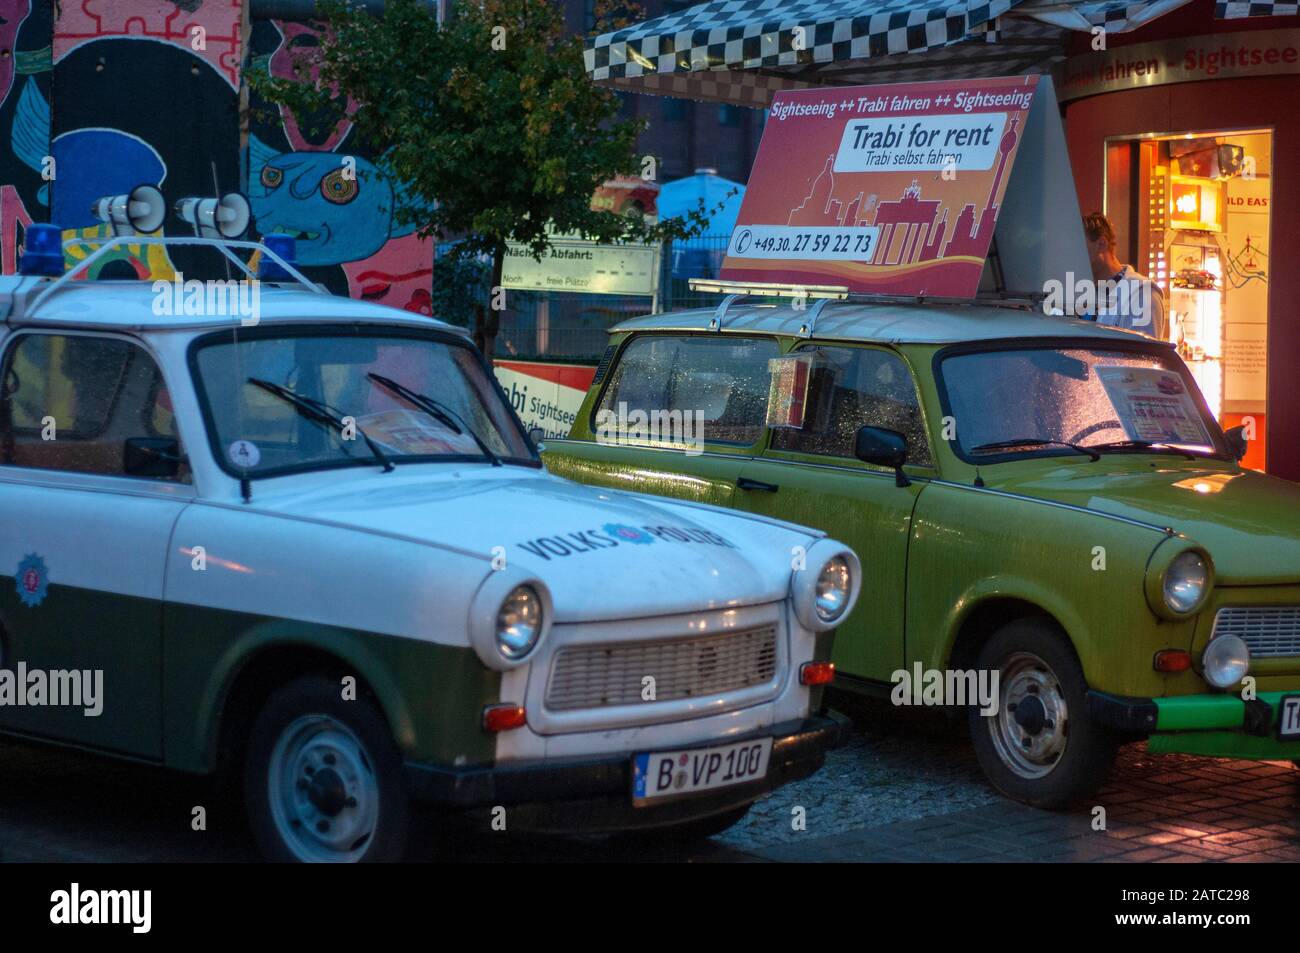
(586, 0), (1016, 96)
(586, 0), (1298, 104)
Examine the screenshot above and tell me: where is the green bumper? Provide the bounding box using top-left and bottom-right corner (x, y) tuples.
(1089, 689), (1300, 759)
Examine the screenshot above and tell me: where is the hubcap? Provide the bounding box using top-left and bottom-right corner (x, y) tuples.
(988, 651), (1068, 780)
(267, 715), (380, 862)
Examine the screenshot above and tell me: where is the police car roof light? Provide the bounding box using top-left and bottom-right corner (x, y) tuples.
(258, 233), (297, 281)
(20, 223), (65, 277)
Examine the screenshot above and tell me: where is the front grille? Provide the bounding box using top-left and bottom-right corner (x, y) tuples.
(1212, 606), (1300, 658)
(545, 626), (779, 711)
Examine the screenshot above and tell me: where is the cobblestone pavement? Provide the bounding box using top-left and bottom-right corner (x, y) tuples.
(1, 705), (1297, 862)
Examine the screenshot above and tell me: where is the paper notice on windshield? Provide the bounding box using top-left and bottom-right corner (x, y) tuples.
(356, 409), (481, 455)
(1095, 367), (1211, 445)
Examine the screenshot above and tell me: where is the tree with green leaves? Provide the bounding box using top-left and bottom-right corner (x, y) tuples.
(252, 0), (714, 358)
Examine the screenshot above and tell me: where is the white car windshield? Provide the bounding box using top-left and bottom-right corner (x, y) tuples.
(939, 345), (1227, 461)
(193, 329), (534, 476)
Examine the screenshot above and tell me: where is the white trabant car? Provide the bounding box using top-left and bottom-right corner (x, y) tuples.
(0, 229), (859, 862)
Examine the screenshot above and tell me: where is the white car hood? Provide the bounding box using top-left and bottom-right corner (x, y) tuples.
(251, 467), (818, 622)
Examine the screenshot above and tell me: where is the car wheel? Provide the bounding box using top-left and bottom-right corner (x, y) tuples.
(968, 618), (1117, 809)
(244, 675), (411, 863)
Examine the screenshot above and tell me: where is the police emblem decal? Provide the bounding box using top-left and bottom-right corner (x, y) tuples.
(16, 553), (49, 608)
(602, 523), (654, 545)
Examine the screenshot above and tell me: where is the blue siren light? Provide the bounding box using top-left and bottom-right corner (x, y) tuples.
(20, 223), (65, 276)
(259, 234), (297, 281)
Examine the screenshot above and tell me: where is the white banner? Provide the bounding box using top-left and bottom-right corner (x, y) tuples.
(833, 113), (1009, 173)
(502, 240), (659, 296)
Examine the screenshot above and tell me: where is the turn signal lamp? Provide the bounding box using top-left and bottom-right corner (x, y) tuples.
(19, 223), (64, 276)
(259, 233), (297, 281)
(1153, 650), (1192, 673)
(482, 703), (527, 733)
(800, 661), (835, 686)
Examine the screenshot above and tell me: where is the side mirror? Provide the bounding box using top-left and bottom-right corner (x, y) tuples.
(527, 426), (547, 451)
(1223, 425), (1248, 462)
(124, 436), (181, 478)
(855, 425), (910, 487)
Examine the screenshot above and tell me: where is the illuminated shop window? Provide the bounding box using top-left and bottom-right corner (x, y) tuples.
(1106, 130), (1271, 470)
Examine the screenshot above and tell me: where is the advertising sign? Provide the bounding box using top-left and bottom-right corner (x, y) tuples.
(1096, 366), (1213, 446)
(719, 76), (1041, 297)
(1059, 29), (1300, 103)
(495, 360), (596, 439)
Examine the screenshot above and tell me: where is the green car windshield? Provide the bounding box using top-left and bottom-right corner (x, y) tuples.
(193, 330), (534, 476)
(939, 345), (1227, 461)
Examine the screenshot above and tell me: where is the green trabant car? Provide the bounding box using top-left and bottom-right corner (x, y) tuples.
(543, 296), (1300, 807)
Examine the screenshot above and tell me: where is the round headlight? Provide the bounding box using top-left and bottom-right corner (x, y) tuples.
(1202, 634), (1250, 689)
(496, 585), (543, 660)
(815, 556), (852, 623)
(1164, 550), (1209, 614)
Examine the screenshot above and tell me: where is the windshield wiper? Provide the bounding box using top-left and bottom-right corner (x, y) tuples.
(366, 372), (501, 467)
(1088, 439), (1203, 461)
(248, 377), (394, 473)
(970, 437), (1100, 462)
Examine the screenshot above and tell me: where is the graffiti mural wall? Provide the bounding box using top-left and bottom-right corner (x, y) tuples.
(0, 0), (50, 275)
(246, 17), (433, 313)
(52, 0), (243, 279)
(0, 2), (434, 312)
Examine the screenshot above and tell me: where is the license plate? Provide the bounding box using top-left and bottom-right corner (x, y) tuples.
(632, 738), (772, 802)
(1278, 695), (1300, 739)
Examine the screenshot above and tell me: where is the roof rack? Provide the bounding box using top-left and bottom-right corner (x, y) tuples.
(687, 277), (1047, 312)
(24, 234), (326, 319)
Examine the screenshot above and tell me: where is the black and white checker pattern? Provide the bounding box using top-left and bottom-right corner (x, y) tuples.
(584, 0), (1019, 82)
(1216, 0), (1299, 16)
(1014, 0), (1194, 32)
(584, 0), (1297, 106)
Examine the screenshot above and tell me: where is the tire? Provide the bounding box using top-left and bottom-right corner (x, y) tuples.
(968, 618), (1117, 809)
(243, 675), (411, 863)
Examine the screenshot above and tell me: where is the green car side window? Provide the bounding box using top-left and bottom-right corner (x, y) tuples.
(772, 345), (932, 467)
(595, 334), (780, 447)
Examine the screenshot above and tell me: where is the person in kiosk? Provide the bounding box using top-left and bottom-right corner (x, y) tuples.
(1083, 212), (1168, 341)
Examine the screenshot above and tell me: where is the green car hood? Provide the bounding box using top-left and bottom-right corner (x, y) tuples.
(987, 460), (1300, 586)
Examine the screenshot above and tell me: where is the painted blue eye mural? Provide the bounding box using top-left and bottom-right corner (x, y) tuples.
(249, 133), (416, 267)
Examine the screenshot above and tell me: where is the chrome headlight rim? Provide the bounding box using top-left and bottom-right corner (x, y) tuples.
(496, 584), (544, 661)
(793, 542), (861, 633)
(468, 571), (553, 670)
(1202, 632), (1250, 690)
(815, 555), (852, 624)
(1145, 543), (1214, 621)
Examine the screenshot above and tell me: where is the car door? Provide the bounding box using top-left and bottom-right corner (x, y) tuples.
(0, 330), (192, 757)
(733, 343), (931, 681)
(557, 332), (783, 507)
